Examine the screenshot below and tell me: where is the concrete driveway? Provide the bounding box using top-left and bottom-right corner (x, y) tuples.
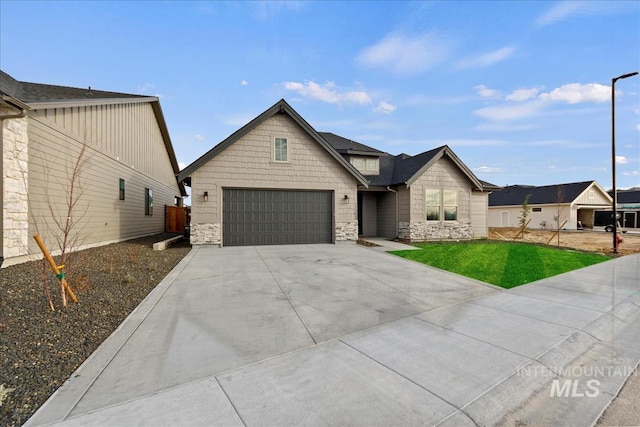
(27, 244), (640, 426)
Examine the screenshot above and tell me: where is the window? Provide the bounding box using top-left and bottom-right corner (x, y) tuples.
(443, 190), (458, 221)
(425, 189), (440, 221)
(274, 137), (288, 162)
(532, 207), (542, 212)
(426, 189), (458, 221)
(145, 188), (153, 216)
(365, 158), (378, 171)
(351, 158), (365, 170)
(119, 178), (125, 200)
(175, 196), (181, 207)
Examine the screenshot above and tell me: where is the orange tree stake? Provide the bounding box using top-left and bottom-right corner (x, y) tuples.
(33, 234), (79, 303)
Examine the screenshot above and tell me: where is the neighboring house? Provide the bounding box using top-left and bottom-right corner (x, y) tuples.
(1, 70), (186, 267)
(488, 181), (612, 230)
(602, 188), (640, 230)
(178, 99), (498, 247)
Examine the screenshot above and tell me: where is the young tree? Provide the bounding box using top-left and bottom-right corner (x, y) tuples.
(518, 194), (532, 234)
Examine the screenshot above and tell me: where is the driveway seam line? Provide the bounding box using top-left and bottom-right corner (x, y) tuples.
(339, 339), (481, 427)
(214, 376), (247, 427)
(254, 247), (318, 345)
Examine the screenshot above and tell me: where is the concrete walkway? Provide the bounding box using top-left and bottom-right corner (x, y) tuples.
(26, 245), (640, 426)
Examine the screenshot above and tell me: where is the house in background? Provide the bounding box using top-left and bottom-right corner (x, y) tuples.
(488, 180), (612, 231)
(178, 99), (499, 247)
(602, 188), (640, 230)
(1, 70), (186, 267)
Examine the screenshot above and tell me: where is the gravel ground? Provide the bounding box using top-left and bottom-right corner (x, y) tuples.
(0, 234), (191, 426)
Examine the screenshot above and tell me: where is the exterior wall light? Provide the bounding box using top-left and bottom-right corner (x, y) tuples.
(203, 191), (209, 202)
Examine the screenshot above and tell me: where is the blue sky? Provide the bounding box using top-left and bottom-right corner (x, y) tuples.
(2, 1), (639, 189)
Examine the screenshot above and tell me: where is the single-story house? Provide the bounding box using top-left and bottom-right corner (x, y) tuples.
(600, 188), (640, 230)
(488, 180), (612, 230)
(1, 70), (186, 267)
(178, 99), (499, 247)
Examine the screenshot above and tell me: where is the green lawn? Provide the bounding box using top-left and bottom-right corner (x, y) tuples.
(390, 241), (612, 289)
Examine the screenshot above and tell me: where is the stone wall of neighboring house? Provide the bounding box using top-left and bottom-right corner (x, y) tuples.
(190, 113), (359, 245)
(399, 156), (474, 241)
(2, 114), (29, 261)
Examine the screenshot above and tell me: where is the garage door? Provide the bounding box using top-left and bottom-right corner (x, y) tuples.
(223, 189), (333, 246)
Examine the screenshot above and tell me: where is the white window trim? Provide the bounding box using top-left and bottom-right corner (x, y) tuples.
(273, 137), (289, 163)
(426, 189), (458, 222)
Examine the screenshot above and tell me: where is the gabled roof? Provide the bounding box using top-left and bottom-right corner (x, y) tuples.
(321, 133), (494, 191)
(178, 99), (369, 187)
(489, 181), (609, 206)
(1, 70), (186, 196)
(318, 132), (385, 156)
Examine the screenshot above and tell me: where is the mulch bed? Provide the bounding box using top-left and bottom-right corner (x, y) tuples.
(0, 234), (191, 426)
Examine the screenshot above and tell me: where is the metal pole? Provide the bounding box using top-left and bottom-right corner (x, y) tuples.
(612, 77), (617, 253)
(611, 71), (639, 253)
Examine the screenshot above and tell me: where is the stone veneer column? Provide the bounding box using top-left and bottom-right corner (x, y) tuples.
(2, 115), (30, 259)
(335, 222), (358, 241)
(190, 223), (221, 245)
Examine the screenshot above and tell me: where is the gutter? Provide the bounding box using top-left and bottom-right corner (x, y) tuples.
(0, 95), (29, 120)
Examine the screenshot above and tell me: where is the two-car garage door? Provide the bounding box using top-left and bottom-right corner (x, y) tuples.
(223, 189), (333, 246)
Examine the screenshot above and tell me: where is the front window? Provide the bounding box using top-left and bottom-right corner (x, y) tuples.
(425, 189), (440, 221)
(365, 158), (378, 171)
(426, 189), (458, 221)
(274, 137), (288, 162)
(443, 190), (457, 220)
(351, 158), (365, 170)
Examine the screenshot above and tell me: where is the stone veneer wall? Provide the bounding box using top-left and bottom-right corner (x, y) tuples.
(335, 222), (358, 242)
(191, 223), (221, 245)
(399, 221), (473, 241)
(2, 115), (29, 259)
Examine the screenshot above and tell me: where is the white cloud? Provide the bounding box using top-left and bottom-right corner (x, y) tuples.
(194, 134), (205, 142)
(457, 46), (515, 69)
(356, 32), (452, 75)
(374, 101), (396, 114)
(475, 85), (501, 98)
(474, 101), (544, 121)
(221, 113), (256, 127)
(506, 87), (540, 102)
(616, 155), (629, 164)
(535, 1), (586, 26)
(623, 171), (639, 176)
(534, 1), (626, 27)
(283, 81), (372, 106)
(538, 83), (609, 104)
(178, 162), (187, 170)
(636, 124), (640, 132)
(241, 80), (248, 86)
(473, 166), (504, 173)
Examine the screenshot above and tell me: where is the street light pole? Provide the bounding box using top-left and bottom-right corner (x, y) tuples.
(611, 71), (638, 253)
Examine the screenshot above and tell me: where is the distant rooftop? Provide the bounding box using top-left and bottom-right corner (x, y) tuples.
(0, 70), (147, 103)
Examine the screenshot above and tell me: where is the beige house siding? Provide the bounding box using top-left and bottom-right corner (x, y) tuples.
(17, 103), (181, 263)
(190, 114), (359, 245)
(574, 184), (611, 205)
(399, 157), (473, 240)
(470, 192), (489, 238)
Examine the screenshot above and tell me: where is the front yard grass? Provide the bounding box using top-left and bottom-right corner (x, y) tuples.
(390, 241), (612, 289)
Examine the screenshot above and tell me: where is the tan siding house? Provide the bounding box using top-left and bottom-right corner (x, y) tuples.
(179, 100), (497, 246)
(1, 70), (185, 267)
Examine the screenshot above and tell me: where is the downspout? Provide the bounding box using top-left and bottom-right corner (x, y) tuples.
(387, 186), (398, 239)
(0, 99), (28, 267)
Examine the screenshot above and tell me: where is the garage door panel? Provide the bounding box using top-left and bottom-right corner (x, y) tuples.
(223, 189), (332, 246)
